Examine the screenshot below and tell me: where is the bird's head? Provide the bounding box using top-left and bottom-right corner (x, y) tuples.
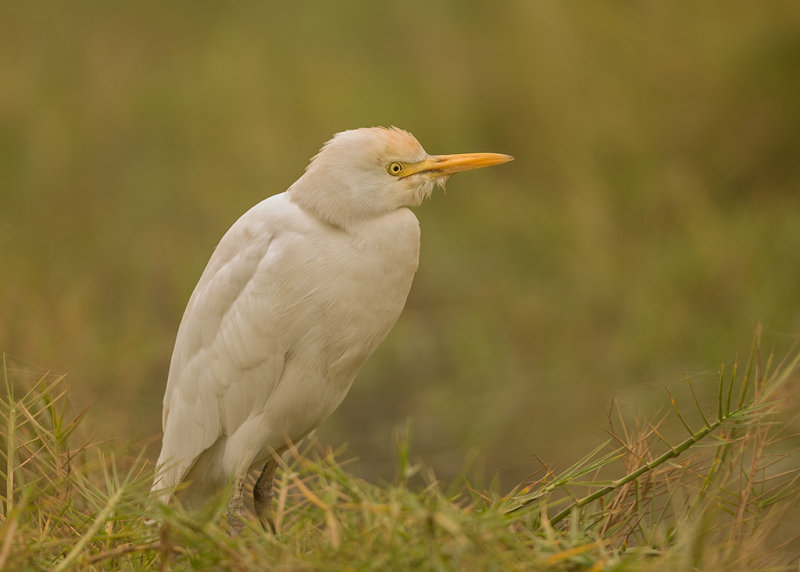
(289, 127), (513, 229)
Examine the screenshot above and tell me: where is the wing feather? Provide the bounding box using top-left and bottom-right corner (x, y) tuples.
(153, 200), (288, 496)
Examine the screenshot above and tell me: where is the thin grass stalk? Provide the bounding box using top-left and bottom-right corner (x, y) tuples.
(547, 415), (725, 526)
(736, 323), (761, 411)
(717, 363), (725, 422)
(52, 484), (125, 572)
(4, 401), (14, 518)
(685, 374), (710, 428)
(696, 337), (798, 516)
(666, 386), (694, 436)
(2, 355), (15, 518)
(0, 488), (28, 570)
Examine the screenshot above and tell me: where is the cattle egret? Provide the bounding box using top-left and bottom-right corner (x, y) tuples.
(152, 126), (513, 533)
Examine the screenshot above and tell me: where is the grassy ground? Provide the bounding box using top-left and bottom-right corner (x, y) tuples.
(2, 330), (798, 570)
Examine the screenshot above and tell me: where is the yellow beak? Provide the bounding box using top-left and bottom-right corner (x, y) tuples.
(402, 152), (514, 178)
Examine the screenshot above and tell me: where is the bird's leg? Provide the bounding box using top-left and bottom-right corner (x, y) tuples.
(227, 477), (246, 536)
(253, 458), (278, 533)
(158, 522), (171, 572)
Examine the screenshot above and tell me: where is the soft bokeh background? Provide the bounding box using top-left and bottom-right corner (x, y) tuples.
(2, 2), (799, 487)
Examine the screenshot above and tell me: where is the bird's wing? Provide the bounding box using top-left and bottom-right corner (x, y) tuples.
(154, 199), (289, 494)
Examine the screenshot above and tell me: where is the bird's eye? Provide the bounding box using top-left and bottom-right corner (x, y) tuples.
(387, 162), (404, 176)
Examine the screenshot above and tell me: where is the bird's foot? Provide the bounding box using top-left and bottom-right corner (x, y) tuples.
(253, 459), (278, 534)
(227, 479), (246, 536)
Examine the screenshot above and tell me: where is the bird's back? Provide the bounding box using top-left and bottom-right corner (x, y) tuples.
(153, 191), (420, 505)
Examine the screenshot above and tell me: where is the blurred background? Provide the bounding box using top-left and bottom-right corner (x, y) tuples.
(2, 2), (799, 488)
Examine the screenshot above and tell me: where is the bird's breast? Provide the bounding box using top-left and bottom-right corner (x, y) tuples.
(252, 208), (420, 442)
(315, 209), (421, 354)
(273, 207), (420, 385)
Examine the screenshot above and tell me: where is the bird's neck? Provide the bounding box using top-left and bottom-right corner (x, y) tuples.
(287, 169), (393, 232)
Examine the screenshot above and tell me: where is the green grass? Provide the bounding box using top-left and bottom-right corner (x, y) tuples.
(2, 330), (798, 571)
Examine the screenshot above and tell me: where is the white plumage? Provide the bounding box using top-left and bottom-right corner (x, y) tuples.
(151, 127), (512, 531)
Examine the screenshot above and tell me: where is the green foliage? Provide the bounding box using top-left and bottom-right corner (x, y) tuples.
(1, 332), (798, 570)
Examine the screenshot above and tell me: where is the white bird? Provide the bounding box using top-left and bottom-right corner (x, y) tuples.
(151, 126), (512, 532)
